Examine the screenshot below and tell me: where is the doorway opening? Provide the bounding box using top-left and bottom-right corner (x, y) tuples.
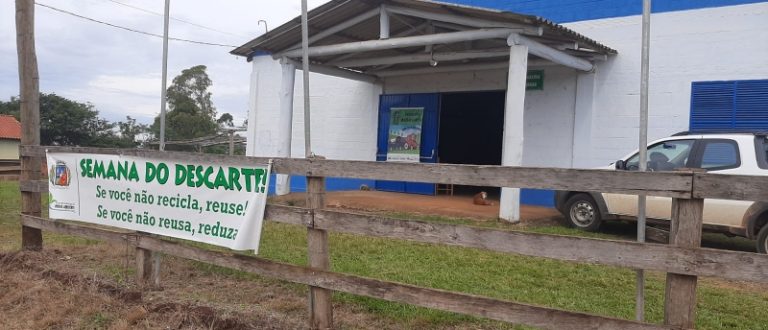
(438, 90), (505, 199)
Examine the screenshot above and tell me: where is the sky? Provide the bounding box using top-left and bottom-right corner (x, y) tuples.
(0, 0), (325, 126)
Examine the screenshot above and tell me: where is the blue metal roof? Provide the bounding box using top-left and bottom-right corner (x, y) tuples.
(444, 0), (768, 23)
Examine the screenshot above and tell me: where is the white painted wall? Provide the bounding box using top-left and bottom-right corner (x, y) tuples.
(245, 2), (768, 173)
(385, 65), (578, 168)
(565, 2), (768, 167)
(246, 56), (381, 161)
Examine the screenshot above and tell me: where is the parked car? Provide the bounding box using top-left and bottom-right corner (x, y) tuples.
(555, 131), (768, 253)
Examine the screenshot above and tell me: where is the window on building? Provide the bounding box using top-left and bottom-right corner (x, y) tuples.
(690, 79), (768, 132)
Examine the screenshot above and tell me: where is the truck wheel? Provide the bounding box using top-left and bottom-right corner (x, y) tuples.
(757, 224), (768, 254)
(564, 194), (602, 232)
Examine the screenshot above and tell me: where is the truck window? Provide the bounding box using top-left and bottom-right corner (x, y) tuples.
(757, 136), (768, 170)
(699, 140), (740, 171)
(625, 140), (695, 171)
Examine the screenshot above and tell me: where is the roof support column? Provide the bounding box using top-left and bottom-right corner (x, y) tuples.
(276, 60), (296, 195)
(571, 71), (597, 168)
(379, 5), (390, 39)
(245, 65), (259, 157)
(499, 44), (528, 223)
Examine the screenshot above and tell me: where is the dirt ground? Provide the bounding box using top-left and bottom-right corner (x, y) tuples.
(0, 245), (443, 330)
(272, 190), (561, 222)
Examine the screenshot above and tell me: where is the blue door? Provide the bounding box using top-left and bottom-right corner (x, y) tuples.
(376, 93), (439, 195)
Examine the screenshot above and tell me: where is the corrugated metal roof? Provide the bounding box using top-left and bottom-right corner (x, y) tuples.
(231, 0), (617, 59)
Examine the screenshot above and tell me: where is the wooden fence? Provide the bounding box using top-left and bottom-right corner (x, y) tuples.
(0, 160), (21, 180)
(18, 145), (768, 330)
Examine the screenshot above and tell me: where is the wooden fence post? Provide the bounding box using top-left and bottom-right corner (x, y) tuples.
(135, 247), (152, 283)
(663, 196), (704, 328)
(306, 175), (333, 329)
(16, 0), (43, 251)
(135, 235), (161, 287)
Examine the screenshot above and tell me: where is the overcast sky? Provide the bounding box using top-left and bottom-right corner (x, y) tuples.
(0, 0), (325, 125)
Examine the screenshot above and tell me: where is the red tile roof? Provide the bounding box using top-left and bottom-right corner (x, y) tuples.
(0, 115), (21, 140)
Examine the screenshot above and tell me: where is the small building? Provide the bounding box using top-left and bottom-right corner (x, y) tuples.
(0, 115), (21, 160)
(232, 0), (768, 221)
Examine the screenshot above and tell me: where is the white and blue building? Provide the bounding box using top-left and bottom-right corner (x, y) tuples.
(232, 0), (768, 221)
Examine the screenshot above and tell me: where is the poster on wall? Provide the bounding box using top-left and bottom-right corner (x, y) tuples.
(387, 107), (423, 162)
(46, 152), (271, 253)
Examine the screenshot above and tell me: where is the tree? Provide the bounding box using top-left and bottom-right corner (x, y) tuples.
(0, 96), (20, 119)
(217, 113), (234, 127)
(0, 93), (143, 148)
(166, 65), (215, 118)
(151, 65), (220, 147)
(117, 116), (149, 146)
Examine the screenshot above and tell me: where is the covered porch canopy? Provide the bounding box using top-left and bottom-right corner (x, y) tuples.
(231, 0), (616, 221)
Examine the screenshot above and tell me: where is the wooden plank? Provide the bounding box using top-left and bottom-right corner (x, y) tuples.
(311, 209), (768, 283)
(22, 215), (133, 243)
(646, 226), (670, 244)
(265, 204), (312, 226)
(22, 208), (768, 284)
(135, 247), (152, 284)
(693, 172), (768, 201)
(22, 215), (670, 330)
(140, 239), (672, 330)
(305, 176), (333, 329)
(664, 198), (704, 328)
(20, 145), (274, 168)
(19, 179), (47, 193)
(16, 0), (42, 251)
(22, 146), (693, 198)
(279, 159), (693, 198)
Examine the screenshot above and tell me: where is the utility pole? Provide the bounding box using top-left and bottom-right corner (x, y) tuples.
(139, 0), (170, 288)
(159, 0), (170, 151)
(301, 0), (312, 158)
(636, 0), (652, 322)
(16, 0), (43, 250)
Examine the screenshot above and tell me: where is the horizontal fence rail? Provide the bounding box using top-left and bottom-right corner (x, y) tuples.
(22, 145), (768, 201)
(21, 145), (694, 198)
(18, 201), (768, 283)
(20, 215), (673, 330)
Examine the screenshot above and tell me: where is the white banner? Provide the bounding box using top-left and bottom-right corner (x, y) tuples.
(46, 152), (271, 253)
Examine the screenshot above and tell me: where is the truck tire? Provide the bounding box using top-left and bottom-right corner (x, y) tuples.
(563, 193), (603, 232)
(757, 224), (768, 254)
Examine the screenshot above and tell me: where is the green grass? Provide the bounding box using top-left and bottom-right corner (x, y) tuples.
(0, 181), (98, 250)
(2, 181), (767, 329)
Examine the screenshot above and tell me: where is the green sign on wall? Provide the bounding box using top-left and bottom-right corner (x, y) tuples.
(526, 70), (544, 90)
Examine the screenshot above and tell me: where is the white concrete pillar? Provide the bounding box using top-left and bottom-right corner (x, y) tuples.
(379, 5), (390, 39)
(499, 45), (528, 223)
(245, 66), (259, 157)
(571, 72), (597, 168)
(276, 60), (296, 195)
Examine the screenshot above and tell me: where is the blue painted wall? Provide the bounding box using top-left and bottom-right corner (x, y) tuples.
(266, 174), (376, 195)
(445, 0), (767, 23)
(521, 188), (555, 207)
(267, 175), (555, 207)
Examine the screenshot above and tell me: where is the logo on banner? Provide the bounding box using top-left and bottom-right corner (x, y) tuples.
(49, 161), (71, 187)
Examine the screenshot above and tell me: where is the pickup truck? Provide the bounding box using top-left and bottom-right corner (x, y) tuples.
(555, 132), (768, 253)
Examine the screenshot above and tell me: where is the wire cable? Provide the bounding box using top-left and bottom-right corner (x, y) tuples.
(35, 2), (238, 48)
(103, 0), (245, 38)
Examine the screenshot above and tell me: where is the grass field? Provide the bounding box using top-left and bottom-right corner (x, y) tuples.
(1, 181), (767, 329)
